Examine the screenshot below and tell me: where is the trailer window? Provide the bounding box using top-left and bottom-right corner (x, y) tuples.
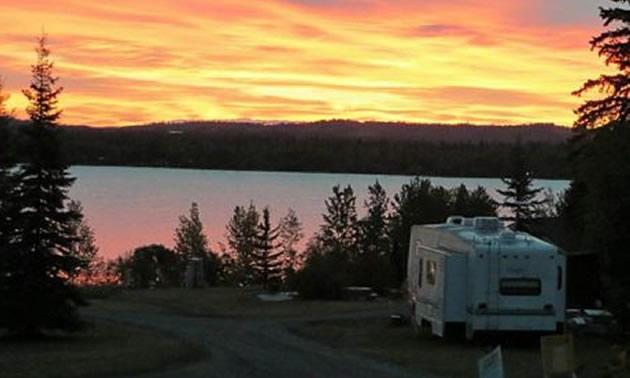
(500, 279), (541, 296)
(557, 266), (563, 290)
(426, 261), (437, 286)
(417, 258), (423, 288)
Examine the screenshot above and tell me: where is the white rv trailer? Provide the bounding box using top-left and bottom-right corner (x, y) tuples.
(407, 216), (566, 340)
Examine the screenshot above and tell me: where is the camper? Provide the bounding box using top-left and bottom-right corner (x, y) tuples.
(407, 216), (566, 340)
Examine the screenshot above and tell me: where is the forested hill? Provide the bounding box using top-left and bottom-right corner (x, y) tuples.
(11, 120), (574, 178)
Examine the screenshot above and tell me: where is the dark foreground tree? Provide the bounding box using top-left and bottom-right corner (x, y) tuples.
(450, 185), (497, 217)
(0, 79), (19, 289)
(497, 139), (544, 230)
(0, 35), (84, 335)
(355, 181), (395, 292)
(277, 208), (303, 286)
(389, 178), (451, 285)
(571, 0), (630, 327)
(317, 185), (358, 259)
(67, 200), (99, 283)
(174, 202), (220, 285)
(225, 203), (259, 285)
(252, 207), (282, 290)
(117, 245), (181, 288)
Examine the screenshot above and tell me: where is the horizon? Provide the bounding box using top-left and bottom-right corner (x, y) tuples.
(9, 116), (567, 129)
(1, 0), (610, 127)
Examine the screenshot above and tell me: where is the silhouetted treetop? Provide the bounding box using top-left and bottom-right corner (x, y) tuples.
(574, 0), (630, 129)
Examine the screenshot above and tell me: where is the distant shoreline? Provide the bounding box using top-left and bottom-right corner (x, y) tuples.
(9, 120), (573, 179)
(69, 164), (572, 181)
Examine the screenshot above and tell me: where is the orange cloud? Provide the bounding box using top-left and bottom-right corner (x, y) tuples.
(0, 0), (611, 126)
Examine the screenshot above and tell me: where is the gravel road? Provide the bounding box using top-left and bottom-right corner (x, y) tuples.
(87, 308), (436, 378)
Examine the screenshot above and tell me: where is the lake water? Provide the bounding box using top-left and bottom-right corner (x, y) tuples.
(68, 166), (570, 259)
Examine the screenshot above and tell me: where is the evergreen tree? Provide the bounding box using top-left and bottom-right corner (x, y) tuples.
(174, 202), (219, 286)
(225, 203), (259, 285)
(355, 181), (395, 292)
(318, 185), (358, 258)
(0, 79), (19, 290)
(252, 207), (282, 290)
(497, 139), (544, 231)
(121, 245), (181, 288)
(571, 0), (630, 326)
(277, 208), (304, 279)
(67, 200), (99, 283)
(357, 181), (390, 256)
(573, 0), (630, 130)
(0, 35), (84, 334)
(450, 185), (497, 217)
(174, 202), (209, 260)
(389, 178), (451, 285)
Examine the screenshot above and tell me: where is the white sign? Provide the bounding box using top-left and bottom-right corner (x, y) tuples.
(478, 346), (504, 378)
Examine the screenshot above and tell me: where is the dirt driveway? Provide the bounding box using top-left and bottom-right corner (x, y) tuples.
(87, 308), (435, 378)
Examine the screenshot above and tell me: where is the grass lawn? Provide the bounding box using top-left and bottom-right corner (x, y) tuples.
(0, 320), (205, 378)
(292, 318), (614, 378)
(89, 287), (396, 318)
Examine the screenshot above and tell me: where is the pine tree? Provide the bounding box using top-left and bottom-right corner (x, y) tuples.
(0, 79), (19, 286)
(318, 185), (358, 258)
(573, 0), (630, 130)
(278, 208), (304, 278)
(226, 203), (259, 285)
(67, 200), (99, 283)
(0, 35), (84, 335)
(355, 181), (395, 292)
(389, 178), (451, 285)
(252, 207), (282, 290)
(174, 202), (209, 261)
(174, 202), (219, 286)
(357, 181), (389, 256)
(450, 185), (497, 217)
(497, 139), (544, 231)
(571, 0), (630, 327)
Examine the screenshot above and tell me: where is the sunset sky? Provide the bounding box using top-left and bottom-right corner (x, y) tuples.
(0, 0), (612, 126)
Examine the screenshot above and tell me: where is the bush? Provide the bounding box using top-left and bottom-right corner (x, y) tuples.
(295, 252), (353, 299)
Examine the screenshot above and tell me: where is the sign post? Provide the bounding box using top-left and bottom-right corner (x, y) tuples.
(540, 333), (577, 378)
(478, 346), (504, 378)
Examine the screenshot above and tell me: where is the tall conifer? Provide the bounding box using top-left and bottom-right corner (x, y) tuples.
(0, 35), (84, 334)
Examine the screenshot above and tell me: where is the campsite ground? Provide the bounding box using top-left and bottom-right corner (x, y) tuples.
(0, 288), (616, 378)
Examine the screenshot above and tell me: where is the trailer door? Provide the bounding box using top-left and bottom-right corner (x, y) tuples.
(425, 252), (447, 336)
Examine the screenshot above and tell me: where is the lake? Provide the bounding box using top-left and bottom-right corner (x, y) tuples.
(68, 166), (570, 259)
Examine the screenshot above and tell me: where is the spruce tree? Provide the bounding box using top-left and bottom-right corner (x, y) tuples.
(450, 185), (497, 217)
(357, 181), (389, 256)
(252, 207), (282, 290)
(497, 139), (544, 231)
(572, 0), (630, 326)
(67, 200), (99, 283)
(174, 202), (209, 261)
(226, 203), (259, 285)
(355, 181), (395, 292)
(573, 0), (630, 129)
(389, 178), (451, 285)
(318, 185), (358, 258)
(0, 35), (84, 334)
(278, 208), (303, 279)
(174, 202), (219, 286)
(0, 79), (18, 287)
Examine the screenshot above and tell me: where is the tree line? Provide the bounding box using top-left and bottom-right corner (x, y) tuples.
(105, 179), (499, 299)
(3, 121), (572, 179)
